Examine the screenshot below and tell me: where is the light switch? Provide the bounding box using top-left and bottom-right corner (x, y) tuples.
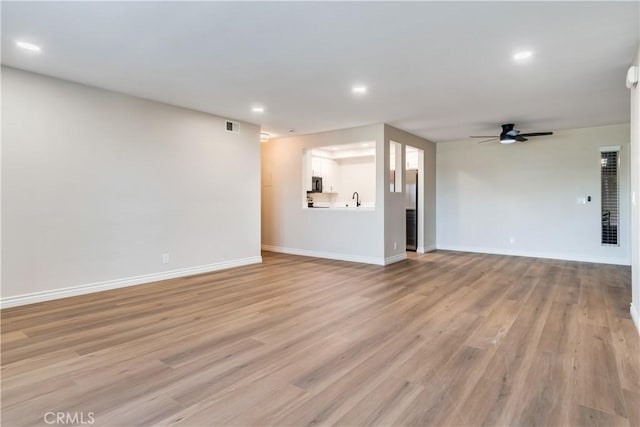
(576, 197), (586, 205)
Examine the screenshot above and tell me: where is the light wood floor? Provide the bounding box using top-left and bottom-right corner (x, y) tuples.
(1, 251), (638, 426)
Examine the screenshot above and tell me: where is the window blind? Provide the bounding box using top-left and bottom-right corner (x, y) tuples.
(601, 150), (619, 246)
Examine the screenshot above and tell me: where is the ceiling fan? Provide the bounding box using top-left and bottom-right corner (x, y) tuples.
(470, 124), (553, 144)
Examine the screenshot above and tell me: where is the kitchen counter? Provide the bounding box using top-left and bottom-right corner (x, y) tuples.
(305, 206), (375, 211)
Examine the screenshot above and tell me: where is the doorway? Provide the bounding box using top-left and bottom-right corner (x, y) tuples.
(405, 145), (424, 252)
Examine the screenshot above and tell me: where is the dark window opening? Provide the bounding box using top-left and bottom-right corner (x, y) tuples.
(601, 151), (619, 246)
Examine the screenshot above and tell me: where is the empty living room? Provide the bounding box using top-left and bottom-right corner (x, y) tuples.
(1, 1), (639, 426)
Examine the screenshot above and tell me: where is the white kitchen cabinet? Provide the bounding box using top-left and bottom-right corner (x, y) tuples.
(321, 158), (338, 193)
(303, 151), (313, 192)
(309, 156), (339, 193)
(311, 156), (323, 177)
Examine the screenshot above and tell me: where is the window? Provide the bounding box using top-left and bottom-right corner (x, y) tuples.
(600, 147), (620, 246)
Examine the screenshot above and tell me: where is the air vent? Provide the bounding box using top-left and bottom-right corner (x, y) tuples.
(225, 120), (240, 133)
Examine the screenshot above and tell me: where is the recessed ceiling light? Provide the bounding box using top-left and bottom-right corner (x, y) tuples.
(16, 41), (41, 52)
(260, 132), (270, 141)
(352, 85), (367, 94)
(252, 106), (264, 113)
(513, 50), (533, 61)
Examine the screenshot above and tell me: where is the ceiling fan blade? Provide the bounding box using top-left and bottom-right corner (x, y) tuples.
(506, 130), (520, 136)
(515, 135), (528, 142)
(518, 132), (553, 137)
(477, 138), (498, 144)
(470, 135), (498, 138)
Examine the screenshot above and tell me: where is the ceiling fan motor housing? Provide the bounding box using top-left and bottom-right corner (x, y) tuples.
(500, 124), (518, 143)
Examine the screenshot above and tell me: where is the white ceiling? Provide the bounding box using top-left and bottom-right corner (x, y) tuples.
(2, 2), (638, 142)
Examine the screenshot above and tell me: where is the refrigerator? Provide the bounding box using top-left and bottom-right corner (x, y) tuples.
(405, 170), (418, 251)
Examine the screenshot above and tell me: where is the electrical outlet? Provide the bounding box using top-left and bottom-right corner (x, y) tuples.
(393, 242), (397, 250)
(509, 237), (516, 245)
(162, 253), (170, 264)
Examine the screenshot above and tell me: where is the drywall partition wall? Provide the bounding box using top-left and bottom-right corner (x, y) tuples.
(383, 125), (437, 257)
(1, 67), (262, 307)
(437, 123), (631, 265)
(630, 45), (640, 333)
(261, 124), (387, 264)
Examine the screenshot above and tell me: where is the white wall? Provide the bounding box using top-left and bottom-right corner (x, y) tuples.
(336, 156), (376, 206)
(437, 124), (631, 265)
(383, 125), (437, 256)
(1, 67), (262, 307)
(261, 124), (388, 264)
(630, 45), (640, 332)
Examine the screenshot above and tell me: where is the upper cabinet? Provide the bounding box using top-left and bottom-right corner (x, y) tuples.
(311, 156), (323, 178)
(323, 158), (338, 193)
(311, 156), (338, 193)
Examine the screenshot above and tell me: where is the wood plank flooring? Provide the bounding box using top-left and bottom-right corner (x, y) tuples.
(1, 251), (638, 426)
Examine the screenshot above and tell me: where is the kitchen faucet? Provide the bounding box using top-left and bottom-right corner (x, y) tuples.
(352, 192), (361, 207)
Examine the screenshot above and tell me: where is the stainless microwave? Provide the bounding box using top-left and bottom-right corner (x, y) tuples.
(311, 176), (323, 193)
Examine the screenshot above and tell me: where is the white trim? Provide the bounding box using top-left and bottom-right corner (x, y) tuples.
(384, 253), (407, 265)
(262, 244), (388, 265)
(631, 304), (640, 336)
(435, 245), (630, 266)
(0, 256), (262, 309)
(417, 244), (437, 254)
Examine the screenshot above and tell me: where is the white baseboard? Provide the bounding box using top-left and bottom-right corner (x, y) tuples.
(417, 244), (436, 254)
(631, 304), (640, 336)
(0, 256), (263, 309)
(436, 244), (630, 266)
(384, 253), (407, 265)
(262, 244), (394, 266)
